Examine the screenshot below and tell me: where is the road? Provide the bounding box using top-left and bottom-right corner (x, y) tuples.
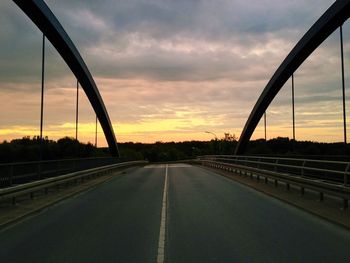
(1, 164), (350, 262)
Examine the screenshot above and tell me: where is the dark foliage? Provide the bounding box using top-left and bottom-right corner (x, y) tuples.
(246, 137), (350, 161)
(0, 136), (109, 163)
(1, 136), (350, 163)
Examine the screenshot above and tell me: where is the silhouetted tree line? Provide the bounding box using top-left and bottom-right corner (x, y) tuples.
(246, 137), (350, 161)
(0, 136), (237, 163)
(120, 137), (350, 161)
(0, 136), (108, 163)
(1, 136), (350, 163)
(119, 140), (237, 162)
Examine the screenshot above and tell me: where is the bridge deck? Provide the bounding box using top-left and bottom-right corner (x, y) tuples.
(1, 164), (350, 262)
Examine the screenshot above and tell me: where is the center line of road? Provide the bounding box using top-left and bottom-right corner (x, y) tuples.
(157, 164), (168, 263)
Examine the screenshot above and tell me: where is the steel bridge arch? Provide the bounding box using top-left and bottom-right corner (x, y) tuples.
(13, 0), (119, 156)
(235, 0), (350, 155)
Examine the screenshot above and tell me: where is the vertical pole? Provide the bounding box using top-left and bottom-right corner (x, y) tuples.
(340, 25), (347, 144)
(39, 34), (45, 179)
(40, 34), (45, 159)
(75, 80), (79, 141)
(292, 74), (295, 141)
(264, 112), (267, 141)
(95, 115), (98, 148)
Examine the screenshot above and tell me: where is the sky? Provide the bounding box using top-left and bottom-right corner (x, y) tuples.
(0, 0), (350, 146)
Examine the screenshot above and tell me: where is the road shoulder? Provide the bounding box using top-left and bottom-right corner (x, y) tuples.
(198, 165), (350, 230)
(0, 168), (132, 230)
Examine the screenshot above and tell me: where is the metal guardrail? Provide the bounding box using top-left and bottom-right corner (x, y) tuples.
(197, 155), (350, 209)
(198, 155), (350, 185)
(0, 160), (147, 204)
(0, 157), (127, 188)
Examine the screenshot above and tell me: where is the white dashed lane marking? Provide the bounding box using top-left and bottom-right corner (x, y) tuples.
(144, 163), (191, 169)
(156, 164), (168, 263)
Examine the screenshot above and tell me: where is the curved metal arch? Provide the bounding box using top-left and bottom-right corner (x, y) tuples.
(13, 0), (119, 156)
(235, 0), (350, 155)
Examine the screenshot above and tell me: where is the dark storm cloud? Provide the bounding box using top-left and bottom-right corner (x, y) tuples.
(1, 0), (335, 83)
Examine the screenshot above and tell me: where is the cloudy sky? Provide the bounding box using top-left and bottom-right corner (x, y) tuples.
(0, 0), (349, 145)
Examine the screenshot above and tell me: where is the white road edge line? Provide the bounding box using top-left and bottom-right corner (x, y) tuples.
(157, 164), (168, 263)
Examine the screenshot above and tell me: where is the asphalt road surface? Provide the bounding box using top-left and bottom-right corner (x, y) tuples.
(1, 164), (350, 262)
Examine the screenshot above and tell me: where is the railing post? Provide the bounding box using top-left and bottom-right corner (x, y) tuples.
(274, 159), (279, 172)
(301, 160), (306, 176)
(344, 163), (350, 186)
(319, 192), (324, 202)
(10, 164), (14, 186)
(38, 161), (42, 180)
(74, 159), (77, 172)
(343, 199), (348, 210)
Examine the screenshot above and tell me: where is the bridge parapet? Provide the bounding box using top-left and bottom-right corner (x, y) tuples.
(0, 160), (147, 205)
(198, 155), (350, 209)
(0, 157), (134, 188)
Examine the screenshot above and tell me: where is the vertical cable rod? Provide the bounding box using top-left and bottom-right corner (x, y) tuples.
(292, 74), (295, 141)
(340, 25), (347, 144)
(75, 80), (79, 140)
(40, 34), (45, 161)
(264, 112), (267, 141)
(95, 115), (98, 148)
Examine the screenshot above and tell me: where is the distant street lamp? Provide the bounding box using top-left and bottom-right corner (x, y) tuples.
(205, 131), (220, 154)
(205, 131), (218, 140)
